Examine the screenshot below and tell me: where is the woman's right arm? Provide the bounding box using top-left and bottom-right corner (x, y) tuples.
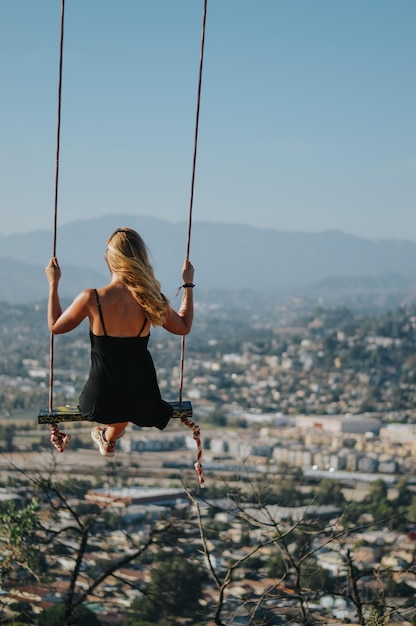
(163, 287), (194, 335)
(163, 259), (195, 336)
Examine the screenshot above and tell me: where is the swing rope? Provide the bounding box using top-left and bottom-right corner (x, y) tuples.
(177, 0), (208, 488)
(48, 0), (71, 453)
(45, 1), (208, 484)
(179, 0), (208, 405)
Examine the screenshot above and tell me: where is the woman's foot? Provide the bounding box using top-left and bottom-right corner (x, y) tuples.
(91, 427), (116, 457)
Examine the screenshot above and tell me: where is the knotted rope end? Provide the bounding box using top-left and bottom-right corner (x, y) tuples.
(49, 426), (71, 453)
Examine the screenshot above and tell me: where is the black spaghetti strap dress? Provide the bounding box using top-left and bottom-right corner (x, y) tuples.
(79, 290), (173, 429)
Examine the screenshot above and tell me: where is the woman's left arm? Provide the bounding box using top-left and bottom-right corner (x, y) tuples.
(46, 258), (90, 334)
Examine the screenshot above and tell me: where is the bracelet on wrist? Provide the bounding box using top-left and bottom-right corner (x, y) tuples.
(176, 282), (195, 296)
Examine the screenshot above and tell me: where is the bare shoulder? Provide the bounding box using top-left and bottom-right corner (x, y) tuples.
(79, 288), (96, 302)
(73, 289), (98, 323)
(73, 288), (97, 312)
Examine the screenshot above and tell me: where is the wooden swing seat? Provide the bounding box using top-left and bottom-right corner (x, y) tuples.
(38, 400), (193, 424)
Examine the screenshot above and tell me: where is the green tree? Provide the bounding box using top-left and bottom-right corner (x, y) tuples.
(366, 479), (396, 526)
(37, 604), (102, 626)
(267, 552), (288, 579)
(129, 557), (207, 625)
(368, 479), (388, 504)
(313, 478), (345, 506)
(395, 477), (413, 507)
(0, 500), (40, 582)
(0, 424), (16, 452)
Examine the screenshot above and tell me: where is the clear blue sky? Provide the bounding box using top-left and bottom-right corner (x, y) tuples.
(0, 1), (415, 239)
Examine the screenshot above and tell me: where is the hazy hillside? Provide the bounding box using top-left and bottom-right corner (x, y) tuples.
(1, 215), (416, 304)
(0, 257), (107, 305)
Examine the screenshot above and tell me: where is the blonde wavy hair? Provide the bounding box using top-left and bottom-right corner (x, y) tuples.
(106, 227), (170, 326)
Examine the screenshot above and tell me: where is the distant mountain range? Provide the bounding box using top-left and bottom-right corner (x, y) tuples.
(1, 214), (416, 307)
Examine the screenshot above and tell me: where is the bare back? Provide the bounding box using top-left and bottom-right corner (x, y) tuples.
(88, 283), (150, 338)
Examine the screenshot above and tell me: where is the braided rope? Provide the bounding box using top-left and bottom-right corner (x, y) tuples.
(180, 416), (205, 488)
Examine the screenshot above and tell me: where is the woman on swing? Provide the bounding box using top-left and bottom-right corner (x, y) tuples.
(45, 227), (195, 457)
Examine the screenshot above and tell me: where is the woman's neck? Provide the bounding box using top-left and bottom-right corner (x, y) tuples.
(110, 273), (124, 285)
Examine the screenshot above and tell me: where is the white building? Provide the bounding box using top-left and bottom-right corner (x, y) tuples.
(295, 414), (381, 435)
